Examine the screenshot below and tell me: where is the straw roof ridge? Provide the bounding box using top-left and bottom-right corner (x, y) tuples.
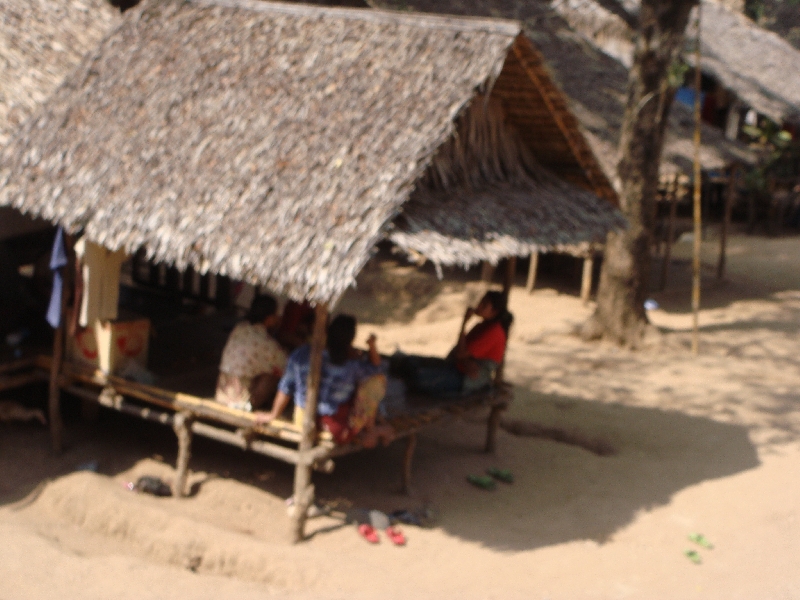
(194, 0), (523, 34)
(1, 0), (535, 303)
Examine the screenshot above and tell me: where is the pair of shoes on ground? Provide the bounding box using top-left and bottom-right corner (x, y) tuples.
(358, 523), (406, 545)
(467, 467), (514, 490)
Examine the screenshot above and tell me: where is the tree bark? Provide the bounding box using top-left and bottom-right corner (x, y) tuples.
(584, 0), (698, 347)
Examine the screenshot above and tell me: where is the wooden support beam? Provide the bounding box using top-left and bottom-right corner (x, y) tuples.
(718, 164), (737, 280)
(485, 403), (506, 454)
(48, 241), (71, 454)
(401, 433), (417, 495)
(173, 411), (195, 498)
(480, 261), (494, 284)
(502, 256), (516, 301)
(525, 251), (539, 294)
(580, 255), (594, 304)
(291, 302), (328, 543)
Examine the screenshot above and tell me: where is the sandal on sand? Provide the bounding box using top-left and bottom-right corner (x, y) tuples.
(385, 526), (406, 546)
(358, 524), (379, 544)
(688, 533), (714, 549)
(684, 549), (702, 564)
(487, 467), (514, 484)
(467, 475), (496, 490)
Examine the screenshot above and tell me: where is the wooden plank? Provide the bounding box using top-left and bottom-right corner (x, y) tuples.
(0, 357), (37, 376)
(0, 372), (45, 393)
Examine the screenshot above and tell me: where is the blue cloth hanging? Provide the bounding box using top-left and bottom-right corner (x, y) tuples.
(46, 227), (68, 328)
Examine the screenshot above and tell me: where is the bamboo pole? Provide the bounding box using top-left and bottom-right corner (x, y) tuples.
(291, 302), (328, 543)
(718, 163), (737, 279)
(580, 254), (594, 304)
(525, 251), (539, 294)
(691, 4), (703, 355)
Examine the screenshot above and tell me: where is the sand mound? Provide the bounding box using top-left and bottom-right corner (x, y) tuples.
(21, 470), (323, 590)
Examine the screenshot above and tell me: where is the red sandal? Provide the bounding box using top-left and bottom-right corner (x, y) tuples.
(385, 526), (406, 546)
(358, 523), (379, 544)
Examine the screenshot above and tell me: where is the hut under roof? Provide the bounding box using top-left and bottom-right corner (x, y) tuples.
(0, 0), (623, 305)
(552, 0), (800, 126)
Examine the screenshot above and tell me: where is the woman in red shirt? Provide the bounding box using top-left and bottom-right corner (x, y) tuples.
(391, 291), (513, 395)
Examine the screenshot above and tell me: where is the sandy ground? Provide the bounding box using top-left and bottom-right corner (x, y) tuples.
(2, 231), (800, 599)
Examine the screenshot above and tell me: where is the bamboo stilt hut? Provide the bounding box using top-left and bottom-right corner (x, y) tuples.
(0, 0), (627, 541)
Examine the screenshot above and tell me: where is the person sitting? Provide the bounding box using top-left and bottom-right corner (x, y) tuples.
(215, 294), (287, 412)
(255, 314), (392, 445)
(276, 299), (315, 351)
(392, 290), (513, 396)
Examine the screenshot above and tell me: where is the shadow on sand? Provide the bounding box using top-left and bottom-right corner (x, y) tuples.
(1, 384), (760, 554)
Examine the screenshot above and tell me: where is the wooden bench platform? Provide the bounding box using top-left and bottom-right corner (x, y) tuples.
(33, 355), (512, 498)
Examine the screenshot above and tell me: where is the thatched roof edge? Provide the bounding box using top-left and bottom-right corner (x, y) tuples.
(193, 0), (523, 35)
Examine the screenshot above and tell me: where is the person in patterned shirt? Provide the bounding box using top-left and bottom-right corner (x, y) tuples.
(215, 295), (287, 411)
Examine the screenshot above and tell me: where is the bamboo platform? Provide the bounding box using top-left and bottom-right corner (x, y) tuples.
(31, 354), (512, 503)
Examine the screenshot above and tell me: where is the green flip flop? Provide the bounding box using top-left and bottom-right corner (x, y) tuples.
(684, 549), (702, 564)
(467, 474), (496, 490)
(487, 467), (514, 484)
(688, 533), (714, 549)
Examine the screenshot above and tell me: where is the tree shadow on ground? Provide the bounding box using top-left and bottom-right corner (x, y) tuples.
(306, 386), (759, 551)
(0, 384), (760, 553)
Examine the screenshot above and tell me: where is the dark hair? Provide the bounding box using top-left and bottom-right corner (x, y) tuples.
(481, 291), (514, 335)
(247, 294), (278, 324)
(327, 314), (357, 365)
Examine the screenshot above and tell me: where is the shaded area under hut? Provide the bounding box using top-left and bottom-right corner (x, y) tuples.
(0, 0), (622, 541)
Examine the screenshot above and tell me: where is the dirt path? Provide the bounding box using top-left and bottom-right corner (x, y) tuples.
(2, 233), (799, 599)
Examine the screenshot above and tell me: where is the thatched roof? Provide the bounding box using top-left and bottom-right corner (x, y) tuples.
(552, 0), (800, 125)
(392, 95), (624, 265)
(0, 0), (120, 147)
(372, 0), (754, 185)
(688, 1), (800, 125)
(0, 0), (622, 304)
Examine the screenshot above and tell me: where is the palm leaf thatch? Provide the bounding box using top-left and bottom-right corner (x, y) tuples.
(0, 0), (120, 147)
(0, 0), (622, 304)
(381, 0), (754, 184)
(392, 96), (625, 266)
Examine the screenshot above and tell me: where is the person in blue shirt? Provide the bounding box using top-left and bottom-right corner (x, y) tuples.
(255, 314), (383, 443)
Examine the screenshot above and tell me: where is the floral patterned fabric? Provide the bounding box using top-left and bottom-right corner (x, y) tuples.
(215, 322), (287, 411)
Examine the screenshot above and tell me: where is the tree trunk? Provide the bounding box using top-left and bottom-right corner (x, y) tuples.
(584, 0), (698, 347)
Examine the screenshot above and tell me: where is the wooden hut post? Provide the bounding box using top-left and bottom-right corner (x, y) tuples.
(717, 163), (737, 279)
(580, 254), (594, 304)
(291, 302), (328, 543)
(480, 261), (495, 286)
(401, 433), (417, 495)
(502, 257), (516, 301)
(48, 235), (73, 453)
(525, 251), (539, 294)
(486, 256), (516, 454)
(48, 312), (66, 453)
(172, 411), (195, 497)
